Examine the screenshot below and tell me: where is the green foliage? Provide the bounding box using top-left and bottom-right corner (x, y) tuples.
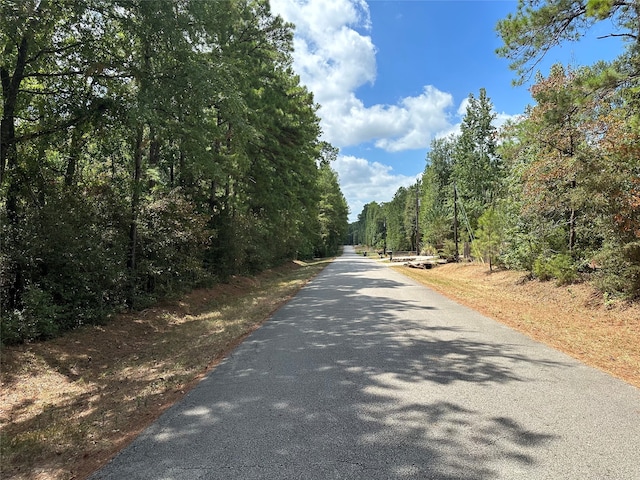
(384, 188), (411, 251)
(452, 88), (502, 232)
(0, 0), (348, 343)
(421, 137), (455, 249)
(533, 254), (579, 286)
(1, 287), (61, 344)
(442, 239), (458, 259)
(315, 155), (349, 257)
(473, 207), (505, 270)
(496, 0), (640, 100)
(592, 240), (640, 299)
(135, 191), (211, 302)
(403, 183), (422, 252)
(496, 61), (640, 297)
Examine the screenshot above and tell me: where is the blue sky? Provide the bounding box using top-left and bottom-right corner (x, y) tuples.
(270, 0), (624, 221)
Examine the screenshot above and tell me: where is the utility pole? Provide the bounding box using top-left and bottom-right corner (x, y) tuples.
(383, 219), (387, 255)
(415, 182), (421, 255)
(453, 182), (459, 262)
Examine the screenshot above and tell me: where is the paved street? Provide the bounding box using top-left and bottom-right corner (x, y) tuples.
(91, 246), (640, 479)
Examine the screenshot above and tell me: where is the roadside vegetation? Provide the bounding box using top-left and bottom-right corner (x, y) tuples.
(1, 1), (348, 345)
(349, 0), (640, 300)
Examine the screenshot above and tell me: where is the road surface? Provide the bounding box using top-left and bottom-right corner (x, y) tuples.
(91, 246), (640, 479)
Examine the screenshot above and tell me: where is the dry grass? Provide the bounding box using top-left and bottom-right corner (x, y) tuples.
(394, 262), (640, 389)
(0, 259), (331, 480)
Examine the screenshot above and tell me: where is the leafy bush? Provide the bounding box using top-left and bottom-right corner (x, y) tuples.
(421, 243), (438, 256)
(136, 190), (211, 302)
(1, 184), (128, 344)
(441, 239), (458, 259)
(533, 253), (578, 285)
(592, 240), (640, 299)
(1, 287), (61, 344)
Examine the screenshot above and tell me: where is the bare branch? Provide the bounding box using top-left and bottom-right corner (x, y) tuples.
(597, 32), (638, 40)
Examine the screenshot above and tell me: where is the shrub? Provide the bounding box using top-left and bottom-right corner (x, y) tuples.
(533, 253), (578, 285)
(1, 287), (61, 344)
(441, 239), (458, 259)
(592, 240), (640, 299)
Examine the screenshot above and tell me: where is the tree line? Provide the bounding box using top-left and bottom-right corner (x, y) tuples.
(1, 0), (348, 343)
(351, 0), (640, 298)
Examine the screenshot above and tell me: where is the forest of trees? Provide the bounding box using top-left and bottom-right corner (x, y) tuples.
(0, 0), (348, 343)
(351, 0), (640, 298)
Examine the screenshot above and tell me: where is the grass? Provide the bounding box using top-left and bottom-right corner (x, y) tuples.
(394, 262), (640, 389)
(0, 258), (331, 480)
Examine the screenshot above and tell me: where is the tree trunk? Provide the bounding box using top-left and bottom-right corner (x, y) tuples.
(568, 179), (576, 252)
(126, 125), (145, 308)
(65, 127), (83, 186)
(454, 183), (459, 261)
(1, 36), (28, 185)
(1, 36), (29, 310)
(568, 207), (576, 252)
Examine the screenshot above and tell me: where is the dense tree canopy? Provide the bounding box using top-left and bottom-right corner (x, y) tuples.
(1, 0), (348, 343)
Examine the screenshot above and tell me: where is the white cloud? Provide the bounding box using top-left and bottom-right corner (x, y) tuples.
(333, 155), (419, 222)
(443, 98), (521, 139)
(494, 111), (522, 131)
(271, 0), (455, 152)
(270, 0), (521, 220)
(372, 87), (453, 152)
(457, 97), (471, 117)
(271, 0), (375, 102)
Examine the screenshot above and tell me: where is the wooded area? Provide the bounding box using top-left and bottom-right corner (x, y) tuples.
(0, 0), (348, 344)
(351, 0), (640, 298)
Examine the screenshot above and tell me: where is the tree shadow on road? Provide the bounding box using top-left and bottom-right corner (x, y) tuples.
(91, 255), (567, 479)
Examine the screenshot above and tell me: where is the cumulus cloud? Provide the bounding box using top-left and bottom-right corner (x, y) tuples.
(333, 155), (419, 221)
(271, 0), (375, 101)
(372, 87), (453, 152)
(493, 111), (522, 130)
(271, 0), (454, 152)
(270, 0), (520, 220)
(457, 97), (471, 117)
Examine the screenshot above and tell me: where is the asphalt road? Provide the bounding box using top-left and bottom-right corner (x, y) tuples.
(91, 246), (640, 480)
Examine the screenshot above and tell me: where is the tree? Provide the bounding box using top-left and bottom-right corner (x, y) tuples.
(384, 187), (411, 251)
(403, 182), (422, 253)
(518, 65), (615, 257)
(363, 202), (385, 248)
(452, 88), (502, 233)
(496, 60), (640, 295)
(474, 207), (505, 271)
(587, 91), (640, 296)
(1, 0), (128, 312)
(421, 136), (455, 251)
(496, 0), (640, 85)
(316, 146), (349, 257)
(1, 0), (347, 343)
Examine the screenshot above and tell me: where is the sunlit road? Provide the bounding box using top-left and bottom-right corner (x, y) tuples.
(91, 246), (640, 479)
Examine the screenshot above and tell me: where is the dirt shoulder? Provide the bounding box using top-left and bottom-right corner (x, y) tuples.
(393, 262), (640, 389)
(0, 259), (331, 480)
